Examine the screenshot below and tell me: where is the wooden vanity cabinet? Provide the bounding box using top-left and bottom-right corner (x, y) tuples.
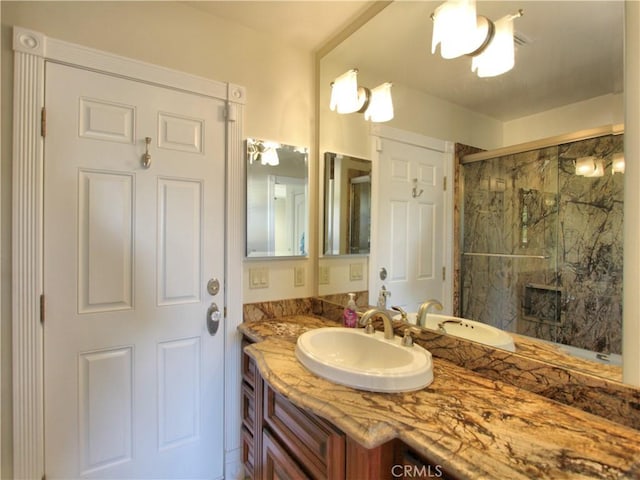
(242, 338), (345, 479)
(241, 338), (459, 480)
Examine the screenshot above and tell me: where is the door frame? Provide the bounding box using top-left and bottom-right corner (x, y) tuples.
(368, 124), (454, 313)
(11, 26), (246, 479)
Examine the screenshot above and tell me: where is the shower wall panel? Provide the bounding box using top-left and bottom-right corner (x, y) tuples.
(461, 134), (623, 355)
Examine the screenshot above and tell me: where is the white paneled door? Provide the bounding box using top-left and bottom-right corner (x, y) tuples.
(43, 63), (226, 479)
(373, 136), (447, 313)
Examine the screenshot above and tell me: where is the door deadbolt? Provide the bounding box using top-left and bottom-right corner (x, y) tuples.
(207, 278), (220, 296)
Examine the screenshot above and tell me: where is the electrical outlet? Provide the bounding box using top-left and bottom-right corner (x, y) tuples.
(349, 263), (363, 281)
(294, 266), (305, 287)
(318, 265), (330, 285)
(249, 267), (269, 289)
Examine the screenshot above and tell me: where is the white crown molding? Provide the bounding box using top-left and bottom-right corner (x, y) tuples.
(13, 26), (247, 105)
(12, 25), (245, 477)
(369, 123), (447, 152)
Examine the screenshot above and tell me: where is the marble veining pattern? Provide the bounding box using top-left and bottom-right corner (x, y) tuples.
(461, 134), (623, 356)
(242, 321), (640, 479)
(241, 312), (640, 432)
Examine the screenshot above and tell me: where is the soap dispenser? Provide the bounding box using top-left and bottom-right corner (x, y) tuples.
(342, 293), (358, 328)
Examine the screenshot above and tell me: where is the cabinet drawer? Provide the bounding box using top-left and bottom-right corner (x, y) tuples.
(242, 382), (256, 434)
(242, 339), (257, 389)
(263, 428), (308, 480)
(264, 382), (345, 480)
(241, 426), (254, 479)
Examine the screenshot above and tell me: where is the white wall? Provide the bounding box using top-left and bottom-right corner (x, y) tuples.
(1, 2), (316, 477)
(503, 93), (624, 146)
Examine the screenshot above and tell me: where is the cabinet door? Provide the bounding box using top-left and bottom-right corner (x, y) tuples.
(263, 429), (309, 480)
(264, 382), (345, 479)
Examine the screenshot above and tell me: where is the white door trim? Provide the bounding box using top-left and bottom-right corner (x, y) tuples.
(368, 124), (455, 313)
(12, 26), (246, 479)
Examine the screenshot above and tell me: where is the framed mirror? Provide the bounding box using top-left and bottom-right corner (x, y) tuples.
(246, 139), (309, 257)
(318, 1), (627, 383)
(323, 152), (372, 255)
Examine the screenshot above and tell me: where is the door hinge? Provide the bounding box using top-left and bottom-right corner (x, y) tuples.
(223, 306), (227, 318)
(41, 107), (47, 137)
(443, 176), (447, 191)
(42, 474), (46, 480)
(442, 266), (446, 281)
(40, 294), (45, 324)
(225, 104), (237, 122)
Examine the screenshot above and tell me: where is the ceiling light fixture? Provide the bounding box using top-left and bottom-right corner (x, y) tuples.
(329, 69), (394, 122)
(431, 0), (523, 78)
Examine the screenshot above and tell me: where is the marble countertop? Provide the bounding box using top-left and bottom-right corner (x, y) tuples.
(240, 316), (640, 480)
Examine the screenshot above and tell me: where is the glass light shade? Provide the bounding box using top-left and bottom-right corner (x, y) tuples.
(471, 14), (515, 77)
(260, 141), (280, 166)
(612, 152), (625, 174)
(260, 148), (279, 166)
(431, 0), (480, 59)
(575, 156), (597, 176)
(329, 69), (361, 114)
(364, 83), (394, 122)
(584, 159), (604, 177)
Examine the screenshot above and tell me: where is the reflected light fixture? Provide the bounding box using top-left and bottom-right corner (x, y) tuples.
(329, 69), (394, 122)
(575, 156), (604, 177)
(431, 0), (523, 78)
(247, 138), (280, 166)
(612, 152), (625, 174)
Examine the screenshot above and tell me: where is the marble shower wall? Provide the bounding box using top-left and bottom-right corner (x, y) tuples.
(461, 134), (623, 355)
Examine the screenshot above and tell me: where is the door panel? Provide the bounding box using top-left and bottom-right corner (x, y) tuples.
(79, 347), (134, 475)
(373, 137), (446, 313)
(157, 177), (202, 305)
(78, 170), (135, 313)
(44, 62), (225, 479)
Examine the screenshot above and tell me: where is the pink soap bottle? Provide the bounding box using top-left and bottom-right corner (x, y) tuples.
(342, 293), (358, 328)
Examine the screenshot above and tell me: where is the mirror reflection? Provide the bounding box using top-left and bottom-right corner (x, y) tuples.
(318, 1), (625, 382)
(323, 152), (372, 255)
(246, 139), (309, 257)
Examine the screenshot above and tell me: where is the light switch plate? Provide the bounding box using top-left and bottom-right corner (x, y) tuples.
(249, 267), (269, 289)
(294, 266), (305, 287)
(349, 263), (363, 281)
(318, 265), (330, 285)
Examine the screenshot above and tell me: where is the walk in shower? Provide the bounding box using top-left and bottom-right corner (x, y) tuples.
(460, 133), (624, 357)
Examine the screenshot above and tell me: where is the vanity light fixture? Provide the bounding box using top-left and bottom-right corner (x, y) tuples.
(329, 69), (394, 122)
(575, 156), (604, 177)
(247, 138), (280, 166)
(431, 0), (523, 78)
(612, 152), (625, 174)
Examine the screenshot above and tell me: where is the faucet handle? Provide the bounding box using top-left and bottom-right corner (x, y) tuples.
(401, 328), (414, 346)
(391, 305), (408, 322)
(364, 318), (375, 334)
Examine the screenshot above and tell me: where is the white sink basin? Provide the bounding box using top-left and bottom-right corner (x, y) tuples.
(295, 327), (433, 392)
(392, 313), (516, 352)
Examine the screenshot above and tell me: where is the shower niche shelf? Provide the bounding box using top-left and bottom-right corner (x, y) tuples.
(522, 283), (563, 324)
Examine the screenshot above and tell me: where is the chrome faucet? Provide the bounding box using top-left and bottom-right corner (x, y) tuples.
(416, 299), (443, 327)
(358, 308), (395, 340)
(438, 319), (462, 333)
